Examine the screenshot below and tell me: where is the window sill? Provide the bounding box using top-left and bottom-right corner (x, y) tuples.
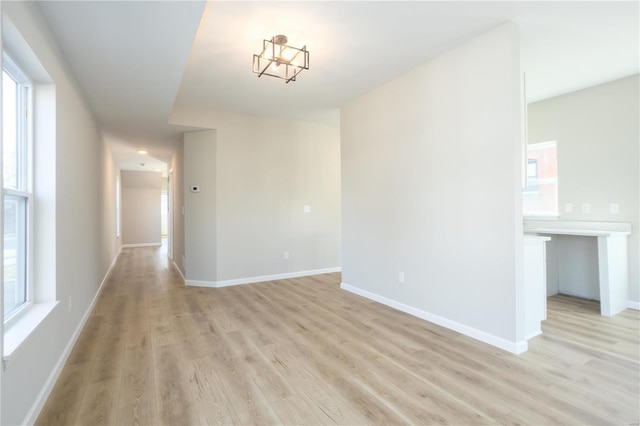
(3, 301), (59, 370)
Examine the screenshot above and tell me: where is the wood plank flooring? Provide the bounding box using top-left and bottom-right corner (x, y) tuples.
(36, 245), (640, 425)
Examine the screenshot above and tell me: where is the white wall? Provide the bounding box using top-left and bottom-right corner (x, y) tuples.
(171, 107), (341, 284)
(528, 75), (640, 304)
(184, 130), (217, 281)
(215, 115), (341, 282)
(341, 23), (525, 352)
(171, 146), (186, 274)
(100, 145), (121, 265)
(1, 3), (117, 424)
(121, 170), (162, 246)
(32, 84), (56, 303)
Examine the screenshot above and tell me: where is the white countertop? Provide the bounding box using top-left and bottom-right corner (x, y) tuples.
(523, 220), (632, 237)
(523, 234), (552, 242)
(524, 228), (630, 237)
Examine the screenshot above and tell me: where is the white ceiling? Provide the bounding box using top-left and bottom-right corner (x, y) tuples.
(35, 1), (639, 173)
(36, 0), (207, 172)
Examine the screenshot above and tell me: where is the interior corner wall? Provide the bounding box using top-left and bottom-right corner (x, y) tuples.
(528, 74), (640, 304)
(340, 23), (523, 351)
(214, 114), (341, 282)
(184, 130), (217, 282)
(175, 109), (341, 285)
(1, 2), (116, 424)
(121, 170), (162, 246)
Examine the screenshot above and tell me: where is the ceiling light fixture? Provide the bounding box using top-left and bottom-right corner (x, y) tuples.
(252, 35), (309, 83)
(138, 150), (148, 154)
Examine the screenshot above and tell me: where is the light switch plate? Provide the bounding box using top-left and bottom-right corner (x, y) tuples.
(303, 205), (311, 213)
(609, 203), (619, 214)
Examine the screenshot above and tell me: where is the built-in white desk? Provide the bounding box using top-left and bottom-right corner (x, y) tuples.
(524, 220), (631, 317)
(523, 235), (551, 339)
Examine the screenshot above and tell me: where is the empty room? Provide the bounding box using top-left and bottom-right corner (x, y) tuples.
(0, 1), (638, 425)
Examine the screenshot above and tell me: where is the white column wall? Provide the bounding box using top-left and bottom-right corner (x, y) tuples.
(184, 130), (217, 282)
(341, 23), (524, 352)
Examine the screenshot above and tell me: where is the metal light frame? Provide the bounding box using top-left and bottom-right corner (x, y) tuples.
(252, 35), (309, 83)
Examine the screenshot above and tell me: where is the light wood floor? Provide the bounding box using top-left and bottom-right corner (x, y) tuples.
(36, 245), (639, 425)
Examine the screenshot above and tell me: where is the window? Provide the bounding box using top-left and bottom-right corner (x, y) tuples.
(3, 54), (32, 320)
(523, 141), (557, 216)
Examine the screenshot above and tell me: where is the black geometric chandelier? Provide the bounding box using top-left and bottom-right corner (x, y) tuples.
(252, 35), (309, 83)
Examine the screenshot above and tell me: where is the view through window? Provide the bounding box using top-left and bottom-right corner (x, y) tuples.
(523, 141), (557, 216)
(3, 57), (32, 319)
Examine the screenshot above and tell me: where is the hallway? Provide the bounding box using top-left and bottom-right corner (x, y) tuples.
(35, 246), (639, 425)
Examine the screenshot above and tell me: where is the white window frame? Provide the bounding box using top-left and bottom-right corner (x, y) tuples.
(3, 52), (34, 322)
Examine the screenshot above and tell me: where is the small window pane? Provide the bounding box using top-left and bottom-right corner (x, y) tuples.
(3, 57), (31, 319)
(4, 195), (28, 317)
(3, 71), (18, 190)
(523, 141), (558, 216)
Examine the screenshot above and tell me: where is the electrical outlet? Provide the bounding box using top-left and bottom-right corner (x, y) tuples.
(284, 251), (289, 260)
(565, 203), (573, 213)
(399, 272), (405, 284)
(609, 203), (619, 214)
(581, 203), (590, 214)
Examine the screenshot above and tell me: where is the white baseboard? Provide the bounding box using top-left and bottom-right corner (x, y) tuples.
(121, 242), (161, 248)
(171, 259), (186, 283)
(340, 282), (528, 355)
(525, 330), (542, 340)
(628, 300), (640, 310)
(186, 267), (342, 288)
(23, 247), (122, 426)
(185, 278), (218, 287)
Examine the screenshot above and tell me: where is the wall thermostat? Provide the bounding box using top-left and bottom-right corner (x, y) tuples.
(191, 185), (200, 193)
